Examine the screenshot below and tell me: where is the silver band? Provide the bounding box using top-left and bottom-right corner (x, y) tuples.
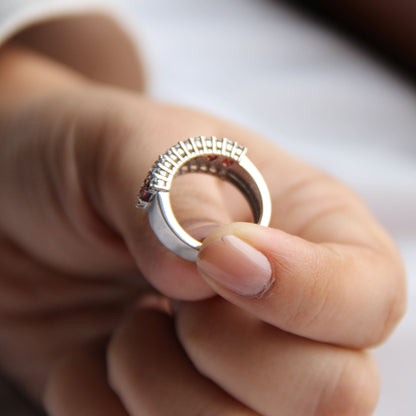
(137, 136), (272, 262)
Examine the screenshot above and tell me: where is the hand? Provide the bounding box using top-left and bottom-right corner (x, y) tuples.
(0, 43), (406, 415)
(102, 126), (407, 415)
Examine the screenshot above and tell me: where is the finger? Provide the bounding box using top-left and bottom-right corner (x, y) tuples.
(176, 297), (380, 416)
(44, 342), (128, 416)
(107, 302), (259, 416)
(196, 221), (406, 347)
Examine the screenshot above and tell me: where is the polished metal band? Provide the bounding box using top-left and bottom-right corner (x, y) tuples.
(137, 136), (272, 262)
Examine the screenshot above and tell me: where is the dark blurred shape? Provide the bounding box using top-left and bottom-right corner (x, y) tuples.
(0, 371), (46, 416)
(284, 0), (416, 80)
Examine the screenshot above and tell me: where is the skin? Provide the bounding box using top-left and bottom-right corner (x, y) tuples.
(0, 22), (407, 416)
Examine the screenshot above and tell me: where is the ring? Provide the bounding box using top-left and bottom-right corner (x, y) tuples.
(137, 136), (272, 262)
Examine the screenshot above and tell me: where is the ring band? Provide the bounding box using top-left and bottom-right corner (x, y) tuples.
(137, 136), (272, 262)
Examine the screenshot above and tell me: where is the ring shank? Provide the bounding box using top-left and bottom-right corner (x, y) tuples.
(146, 155), (271, 262)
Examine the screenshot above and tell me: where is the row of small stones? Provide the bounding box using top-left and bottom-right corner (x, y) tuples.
(146, 159), (234, 192)
(152, 154), (235, 179)
(155, 158), (231, 180)
(179, 158), (233, 175)
(140, 138), (242, 196)
(162, 138), (244, 165)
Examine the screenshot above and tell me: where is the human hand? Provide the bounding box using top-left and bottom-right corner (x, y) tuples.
(0, 43), (406, 415)
(102, 120), (408, 415)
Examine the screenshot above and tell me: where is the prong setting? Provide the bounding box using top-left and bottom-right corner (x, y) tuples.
(137, 136), (247, 208)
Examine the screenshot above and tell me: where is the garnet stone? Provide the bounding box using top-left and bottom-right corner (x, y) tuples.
(222, 158), (234, 167)
(139, 173), (155, 202)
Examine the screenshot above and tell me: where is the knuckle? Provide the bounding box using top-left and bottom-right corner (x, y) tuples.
(106, 324), (132, 392)
(387, 288), (407, 330)
(314, 354), (379, 416)
(175, 300), (215, 353)
(373, 252), (407, 345)
(385, 255), (407, 322)
(176, 307), (206, 364)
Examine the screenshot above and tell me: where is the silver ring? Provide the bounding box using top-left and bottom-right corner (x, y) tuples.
(137, 136), (272, 262)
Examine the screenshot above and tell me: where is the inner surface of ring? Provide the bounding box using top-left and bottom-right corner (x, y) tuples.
(176, 155), (262, 223)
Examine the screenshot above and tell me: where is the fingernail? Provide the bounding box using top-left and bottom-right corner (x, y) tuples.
(197, 235), (273, 297)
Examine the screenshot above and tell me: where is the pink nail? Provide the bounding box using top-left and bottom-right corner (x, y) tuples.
(197, 235), (273, 297)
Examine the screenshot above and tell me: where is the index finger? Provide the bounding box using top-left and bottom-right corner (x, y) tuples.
(196, 160), (406, 348)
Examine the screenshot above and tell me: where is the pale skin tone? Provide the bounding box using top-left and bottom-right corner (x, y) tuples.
(0, 19), (407, 416)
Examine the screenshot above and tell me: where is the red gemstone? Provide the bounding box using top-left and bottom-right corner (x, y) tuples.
(222, 158), (234, 167)
(140, 189), (153, 202)
(207, 155), (218, 162)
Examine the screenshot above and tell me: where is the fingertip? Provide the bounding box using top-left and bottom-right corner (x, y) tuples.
(197, 233), (274, 298)
(197, 222), (287, 299)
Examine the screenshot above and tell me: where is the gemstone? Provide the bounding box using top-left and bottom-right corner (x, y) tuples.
(139, 188), (154, 202)
(222, 158), (234, 167)
(207, 155), (218, 162)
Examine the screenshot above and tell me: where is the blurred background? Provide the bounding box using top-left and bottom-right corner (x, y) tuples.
(1, 0), (415, 414)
